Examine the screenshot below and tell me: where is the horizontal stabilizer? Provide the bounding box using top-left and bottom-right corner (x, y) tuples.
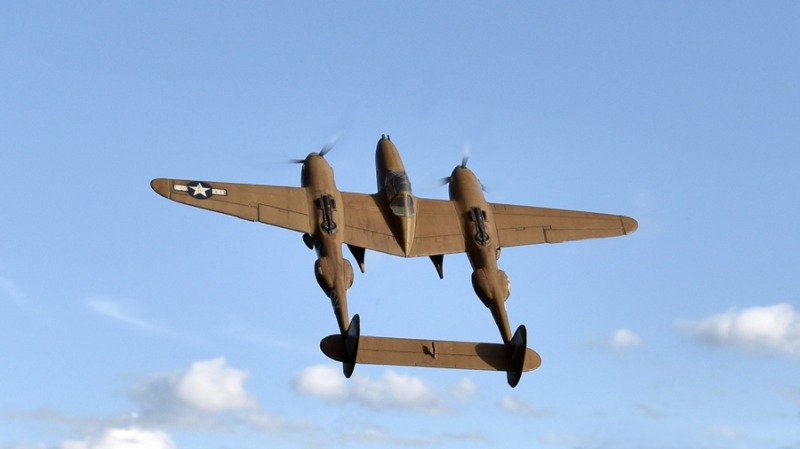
(320, 334), (541, 373)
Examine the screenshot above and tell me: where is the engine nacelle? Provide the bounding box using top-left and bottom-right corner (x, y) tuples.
(471, 268), (511, 307)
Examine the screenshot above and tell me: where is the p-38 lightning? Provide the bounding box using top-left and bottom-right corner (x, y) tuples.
(151, 135), (637, 387)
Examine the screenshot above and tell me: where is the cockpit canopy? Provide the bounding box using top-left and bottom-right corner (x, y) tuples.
(384, 171), (415, 217)
(385, 171), (411, 196)
(390, 194), (415, 217)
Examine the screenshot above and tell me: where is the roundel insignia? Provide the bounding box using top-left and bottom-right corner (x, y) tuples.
(188, 181), (213, 199)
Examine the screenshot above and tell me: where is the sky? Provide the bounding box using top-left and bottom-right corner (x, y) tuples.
(2, 1), (799, 448)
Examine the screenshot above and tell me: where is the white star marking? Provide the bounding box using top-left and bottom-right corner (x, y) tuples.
(189, 182), (211, 198)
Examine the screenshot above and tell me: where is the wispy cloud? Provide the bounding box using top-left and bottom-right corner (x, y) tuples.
(633, 187), (657, 210)
(338, 425), (490, 447)
(292, 365), (446, 414)
(452, 378), (479, 402)
(782, 387), (800, 410)
(87, 299), (160, 332)
(60, 427), (175, 449)
(497, 395), (551, 417)
(636, 402), (670, 418)
(607, 328), (643, 350)
(541, 431), (583, 447)
(705, 424), (744, 440)
(0, 444), (49, 449)
(339, 425), (437, 446)
(85, 297), (199, 344)
(9, 407), (126, 436)
(0, 276), (45, 317)
(214, 314), (292, 349)
(0, 276), (29, 308)
(587, 328), (643, 352)
(678, 303), (800, 357)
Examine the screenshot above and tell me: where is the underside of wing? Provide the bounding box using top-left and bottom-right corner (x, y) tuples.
(341, 192), (405, 256)
(151, 178), (312, 234)
(491, 203), (638, 247)
(340, 194), (467, 257)
(409, 198), (465, 256)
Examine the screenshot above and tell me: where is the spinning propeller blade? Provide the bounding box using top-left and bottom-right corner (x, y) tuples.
(461, 142), (471, 168)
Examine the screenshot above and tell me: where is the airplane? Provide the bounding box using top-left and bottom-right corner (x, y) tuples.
(151, 134), (637, 387)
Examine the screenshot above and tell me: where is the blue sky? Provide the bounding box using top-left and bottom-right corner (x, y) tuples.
(2, 2), (799, 448)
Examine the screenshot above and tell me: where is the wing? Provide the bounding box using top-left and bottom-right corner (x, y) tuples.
(340, 192), (404, 256)
(491, 203), (638, 247)
(340, 194), (466, 257)
(151, 178), (313, 234)
(409, 198), (466, 256)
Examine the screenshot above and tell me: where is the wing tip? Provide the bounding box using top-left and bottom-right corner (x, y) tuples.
(150, 178), (171, 198)
(621, 216), (638, 235)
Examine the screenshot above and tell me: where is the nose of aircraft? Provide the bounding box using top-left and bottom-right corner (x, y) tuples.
(375, 134), (399, 163)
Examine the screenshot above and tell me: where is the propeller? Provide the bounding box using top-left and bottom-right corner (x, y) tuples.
(460, 141), (471, 168)
(434, 176), (452, 188)
(320, 129), (344, 157)
(431, 142), (488, 192)
(432, 142), (471, 186)
(289, 130), (344, 164)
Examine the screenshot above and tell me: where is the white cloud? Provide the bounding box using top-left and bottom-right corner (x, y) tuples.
(131, 357), (311, 434)
(175, 358), (256, 412)
(15, 358), (309, 448)
(293, 365), (445, 414)
(132, 357), (258, 428)
(291, 365), (348, 401)
(352, 370), (444, 413)
(679, 303), (800, 356)
(60, 427), (175, 449)
(607, 328), (642, 350)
